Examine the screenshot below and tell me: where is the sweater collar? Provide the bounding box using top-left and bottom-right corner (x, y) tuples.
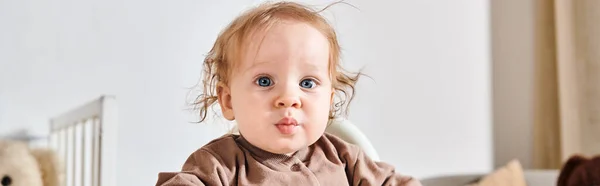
(234, 134), (311, 171)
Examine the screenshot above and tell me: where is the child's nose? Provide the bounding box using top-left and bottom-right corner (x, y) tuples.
(276, 97), (301, 108)
(275, 90), (302, 108)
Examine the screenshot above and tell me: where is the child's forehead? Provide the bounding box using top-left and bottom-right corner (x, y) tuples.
(234, 21), (330, 70)
(245, 20), (321, 47)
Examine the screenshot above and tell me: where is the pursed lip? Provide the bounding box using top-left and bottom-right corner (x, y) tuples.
(275, 117), (298, 126)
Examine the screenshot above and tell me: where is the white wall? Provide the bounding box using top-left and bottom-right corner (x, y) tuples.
(0, 0), (491, 185)
(342, 0), (492, 177)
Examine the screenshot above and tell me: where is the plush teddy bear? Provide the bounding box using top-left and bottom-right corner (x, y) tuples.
(557, 154), (600, 186)
(0, 140), (62, 186)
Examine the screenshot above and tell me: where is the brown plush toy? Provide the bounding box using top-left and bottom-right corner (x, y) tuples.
(0, 140), (63, 186)
(557, 155), (600, 186)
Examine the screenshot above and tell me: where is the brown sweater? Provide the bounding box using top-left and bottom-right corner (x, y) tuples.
(155, 133), (421, 186)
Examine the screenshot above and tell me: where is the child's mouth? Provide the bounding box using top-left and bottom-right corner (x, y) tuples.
(275, 117), (299, 135)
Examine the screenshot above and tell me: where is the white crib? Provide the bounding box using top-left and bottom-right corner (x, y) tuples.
(48, 96), (118, 186)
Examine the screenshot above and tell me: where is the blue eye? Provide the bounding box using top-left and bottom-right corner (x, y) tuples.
(300, 79), (316, 89)
(256, 76), (272, 87)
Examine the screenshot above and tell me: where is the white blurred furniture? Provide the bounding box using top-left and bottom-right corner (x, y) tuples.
(229, 118), (381, 161)
(0, 129), (46, 146)
(48, 95), (118, 186)
(420, 170), (559, 186)
(325, 119), (380, 161)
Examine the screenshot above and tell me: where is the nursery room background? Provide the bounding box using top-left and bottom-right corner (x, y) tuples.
(1, 0), (598, 185)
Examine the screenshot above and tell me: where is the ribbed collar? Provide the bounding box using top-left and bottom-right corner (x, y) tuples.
(234, 134), (311, 171)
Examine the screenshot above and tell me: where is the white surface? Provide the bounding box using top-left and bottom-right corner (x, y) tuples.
(326, 119), (381, 161)
(0, 0), (491, 185)
(421, 170), (558, 186)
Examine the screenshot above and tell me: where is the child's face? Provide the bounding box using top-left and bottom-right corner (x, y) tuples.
(218, 20), (333, 155)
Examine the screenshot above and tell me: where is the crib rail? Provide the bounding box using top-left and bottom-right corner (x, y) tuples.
(49, 96), (118, 186)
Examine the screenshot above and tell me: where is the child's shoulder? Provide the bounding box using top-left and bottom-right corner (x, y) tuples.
(182, 134), (242, 163)
(202, 134), (239, 147)
(182, 134), (243, 169)
(322, 132), (348, 142)
(195, 134), (242, 155)
(313, 133), (363, 157)
(320, 132), (358, 149)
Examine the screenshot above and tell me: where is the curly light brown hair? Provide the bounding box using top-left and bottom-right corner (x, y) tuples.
(193, 1), (361, 123)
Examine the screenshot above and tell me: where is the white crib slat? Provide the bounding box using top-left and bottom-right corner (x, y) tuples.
(83, 118), (93, 186)
(92, 117), (98, 186)
(64, 127), (69, 186)
(51, 101), (101, 132)
(100, 96), (118, 186)
(81, 120), (86, 186)
(72, 124), (77, 186)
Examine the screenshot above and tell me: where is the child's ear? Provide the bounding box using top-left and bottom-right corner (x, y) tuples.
(217, 82), (235, 120)
(330, 88), (335, 104)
